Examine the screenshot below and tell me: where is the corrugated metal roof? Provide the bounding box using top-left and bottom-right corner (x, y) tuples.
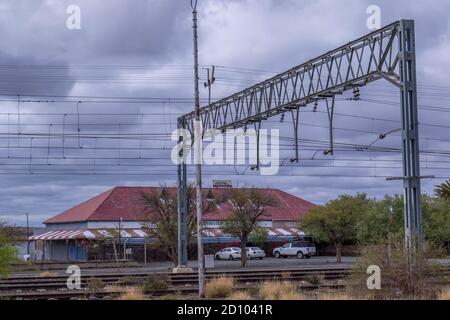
(44, 187), (317, 224)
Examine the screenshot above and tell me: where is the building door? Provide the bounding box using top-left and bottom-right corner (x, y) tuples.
(68, 242), (87, 261)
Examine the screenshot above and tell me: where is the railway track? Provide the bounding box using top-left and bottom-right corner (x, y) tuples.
(0, 266), (349, 299)
(0, 283), (347, 300)
(3, 265), (449, 300)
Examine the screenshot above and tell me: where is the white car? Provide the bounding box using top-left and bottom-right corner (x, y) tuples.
(272, 241), (316, 259)
(246, 247), (266, 260)
(215, 247), (242, 260)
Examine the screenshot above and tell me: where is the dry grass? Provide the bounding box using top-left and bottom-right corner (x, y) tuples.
(104, 284), (124, 293)
(155, 293), (185, 300)
(438, 287), (450, 300)
(280, 271), (291, 281)
(347, 240), (446, 299)
(227, 291), (252, 300)
(304, 273), (325, 286)
(117, 276), (140, 285)
(38, 271), (56, 277)
(317, 291), (355, 300)
(205, 276), (235, 298)
(116, 286), (146, 300)
(259, 281), (303, 300)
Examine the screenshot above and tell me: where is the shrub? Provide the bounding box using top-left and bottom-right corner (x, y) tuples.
(143, 273), (169, 292)
(0, 232), (19, 278)
(259, 281), (303, 300)
(87, 277), (105, 294)
(347, 239), (447, 299)
(117, 286), (145, 300)
(205, 276), (235, 298)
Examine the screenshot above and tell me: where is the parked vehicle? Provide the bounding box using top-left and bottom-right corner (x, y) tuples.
(272, 241), (316, 259)
(214, 247), (242, 260)
(246, 247), (266, 260)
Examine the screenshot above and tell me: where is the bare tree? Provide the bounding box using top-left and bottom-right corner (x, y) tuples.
(140, 186), (217, 265)
(220, 188), (277, 267)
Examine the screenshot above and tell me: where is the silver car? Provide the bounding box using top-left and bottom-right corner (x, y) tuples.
(246, 247), (266, 260)
(215, 247), (242, 260)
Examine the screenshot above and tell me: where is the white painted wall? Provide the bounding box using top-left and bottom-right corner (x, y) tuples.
(45, 222), (87, 230)
(204, 220), (272, 228)
(87, 221), (150, 229)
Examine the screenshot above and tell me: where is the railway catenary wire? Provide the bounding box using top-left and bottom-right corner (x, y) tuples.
(0, 80), (449, 176)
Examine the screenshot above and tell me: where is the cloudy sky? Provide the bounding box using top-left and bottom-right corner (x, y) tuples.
(1, 0), (450, 226)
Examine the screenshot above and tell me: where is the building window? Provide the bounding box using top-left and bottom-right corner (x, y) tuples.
(204, 221), (221, 228)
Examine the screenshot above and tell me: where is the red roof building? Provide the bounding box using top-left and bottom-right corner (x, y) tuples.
(31, 187), (317, 261)
(44, 186), (317, 229)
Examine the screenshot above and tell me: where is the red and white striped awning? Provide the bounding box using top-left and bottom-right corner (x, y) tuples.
(29, 229), (149, 240)
(29, 227), (305, 240)
(29, 229), (85, 240)
(203, 227), (304, 237)
(268, 227), (305, 237)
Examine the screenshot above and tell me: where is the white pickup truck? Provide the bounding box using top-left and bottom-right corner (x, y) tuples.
(272, 241), (316, 259)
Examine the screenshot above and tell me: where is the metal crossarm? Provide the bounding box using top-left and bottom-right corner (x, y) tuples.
(178, 20), (401, 134)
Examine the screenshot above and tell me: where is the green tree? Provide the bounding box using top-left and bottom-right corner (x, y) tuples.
(435, 180), (450, 201)
(299, 194), (369, 263)
(220, 188), (277, 267)
(249, 226), (269, 248)
(141, 186), (218, 265)
(0, 221), (18, 278)
(357, 195), (404, 244)
(422, 195), (450, 245)
(357, 194), (450, 246)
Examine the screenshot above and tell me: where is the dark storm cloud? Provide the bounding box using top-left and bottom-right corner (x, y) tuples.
(0, 55), (75, 95)
(0, 0), (450, 225)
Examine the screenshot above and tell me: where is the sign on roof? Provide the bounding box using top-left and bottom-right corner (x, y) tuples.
(213, 180), (232, 188)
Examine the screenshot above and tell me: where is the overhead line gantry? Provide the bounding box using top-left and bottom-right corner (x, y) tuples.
(176, 20), (422, 272)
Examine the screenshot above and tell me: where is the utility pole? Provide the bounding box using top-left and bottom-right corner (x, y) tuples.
(118, 217), (122, 260)
(191, 0), (205, 297)
(204, 66), (216, 106)
(26, 212), (30, 255)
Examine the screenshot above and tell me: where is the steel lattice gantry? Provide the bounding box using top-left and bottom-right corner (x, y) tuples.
(176, 20), (422, 267)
